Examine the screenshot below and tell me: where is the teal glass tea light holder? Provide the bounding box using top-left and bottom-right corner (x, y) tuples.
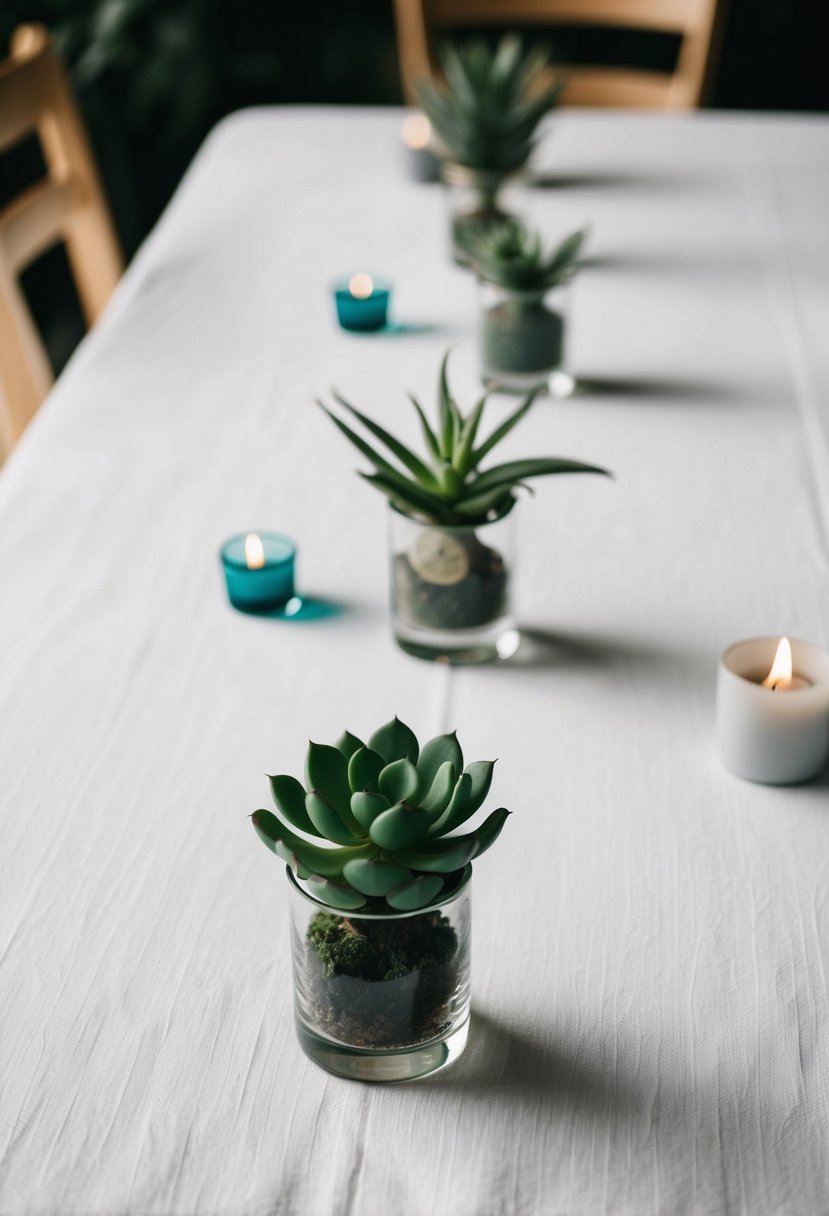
(220, 531), (299, 614)
(334, 273), (390, 332)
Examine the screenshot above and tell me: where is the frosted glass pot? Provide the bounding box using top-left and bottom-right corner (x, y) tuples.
(442, 163), (525, 266)
(389, 506), (519, 663)
(288, 866), (472, 1082)
(480, 282), (573, 396)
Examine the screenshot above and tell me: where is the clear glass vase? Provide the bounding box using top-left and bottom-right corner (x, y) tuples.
(479, 281), (574, 396)
(389, 505), (519, 663)
(442, 163), (524, 267)
(288, 865), (472, 1082)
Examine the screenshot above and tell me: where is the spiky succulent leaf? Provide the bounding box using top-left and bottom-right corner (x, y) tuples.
(453, 393), (490, 476)
(368, 717), (420, 765)
(422, 760), (459, 820)
(469, 807), (511, 858)
(545, 228), (587, 282)
(471, 386), (541, 463)
(427, 763), (494, 835)
(437, 462), (462, 498)
(395, 835), (478, 873)
(407, 807), (510, 868)
(428, 771), (472, 836)
(438, 349), (455, 458)
(306, 876), (367, 910)
(333, 391), (442, 491)
(453, 487), (518, 518)
(250, 809), (366, 879)
(316, 402), (400, 478)
(378, 758), (422, 805)
(417, 34), (563, 172)
(369, 802), (432, 850)
(320, 352), (610, 527)
(386, 873), (445, 911)
(305, 791), (363, 846)
(407, 393), (442, 463)
(469, 457), (611, 495)
(348, 746), (385, 794)
(268, 774), (321, 838)
(336, 730), (365, 760)
(470, 221), (588, 292)
(350, 790), (389, 831)
(305, 743), (351, 816)
(342, 857), (413, 897)
(359, 472), (454, 522)
(463, 760), (496, 816)
(251, 809), (310, 875)
(417, 732), (464, 790)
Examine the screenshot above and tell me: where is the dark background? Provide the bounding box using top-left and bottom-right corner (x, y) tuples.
(1, 0), (825, 373)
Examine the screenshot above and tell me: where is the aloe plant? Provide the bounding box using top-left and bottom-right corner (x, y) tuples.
(471, 222), (588, 292)
(318, 352), (609, 528)
(473, 222), (588, 385)
(252, 717), (509, 911)
(417, 34), (563, 173)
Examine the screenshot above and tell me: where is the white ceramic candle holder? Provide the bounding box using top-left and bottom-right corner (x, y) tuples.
(715, 637), (829, 785)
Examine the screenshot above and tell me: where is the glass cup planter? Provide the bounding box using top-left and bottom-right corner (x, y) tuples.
(479, 281), (574, 397)
(289, 865), (472, 1082)
(442, 162), (524, 267)
(389, 505), (519, 663)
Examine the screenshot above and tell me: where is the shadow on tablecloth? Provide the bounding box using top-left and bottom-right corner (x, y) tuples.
(570, 374), (757, 405)
(412, 1011), (647, 1117)
(507, 628), (708, 686)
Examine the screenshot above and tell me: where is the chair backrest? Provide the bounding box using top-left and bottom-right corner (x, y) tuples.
(0, 24), (123, 454)
(394, 0), (724, 110)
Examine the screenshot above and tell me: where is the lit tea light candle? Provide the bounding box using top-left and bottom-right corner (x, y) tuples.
(349, 273), (374, 299)
(715, 636), (829, 784)
(759, 636), (809, 690)
(333, 273), (391, 332)
(244, 531), (265, 570)
(220, 531), (299, 614)
(401, 112), (440, 182)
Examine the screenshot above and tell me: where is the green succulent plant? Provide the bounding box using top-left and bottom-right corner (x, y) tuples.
(318, 352), (610, 527)
(251, 718), (509, 911)
(470, 221), (588, 292)
(417, 34), (564, 173)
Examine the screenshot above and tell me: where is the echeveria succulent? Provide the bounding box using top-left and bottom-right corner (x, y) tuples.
(252, 718), (509, 911)
(417, 34), (564, 173)
(470, 221), (588, 292)
(318, 352), (610, 527)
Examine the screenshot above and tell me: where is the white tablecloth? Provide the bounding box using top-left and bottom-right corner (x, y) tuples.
(2, 107), (829, 1216)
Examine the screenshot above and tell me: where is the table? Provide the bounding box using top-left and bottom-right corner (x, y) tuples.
(2, 107), (829, 1216)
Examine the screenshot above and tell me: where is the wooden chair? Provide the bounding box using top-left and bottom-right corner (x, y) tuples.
(0, 24), (122, 455)
(394, 0), (725, 110)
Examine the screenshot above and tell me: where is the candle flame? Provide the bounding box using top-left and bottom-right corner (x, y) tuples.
(402, 113), (432, 150)
(349, 272), (374, 299)
(244, 532), (265, 570)
(761, 636), (793, 691)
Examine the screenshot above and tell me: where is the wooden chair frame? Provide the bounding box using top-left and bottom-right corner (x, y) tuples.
(394, 0), (725, 110)
(0, 24), (122, 453)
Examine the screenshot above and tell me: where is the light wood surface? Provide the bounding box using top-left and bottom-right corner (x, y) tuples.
(0, 24), (122, 456)
(393, 0), (724, 109)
